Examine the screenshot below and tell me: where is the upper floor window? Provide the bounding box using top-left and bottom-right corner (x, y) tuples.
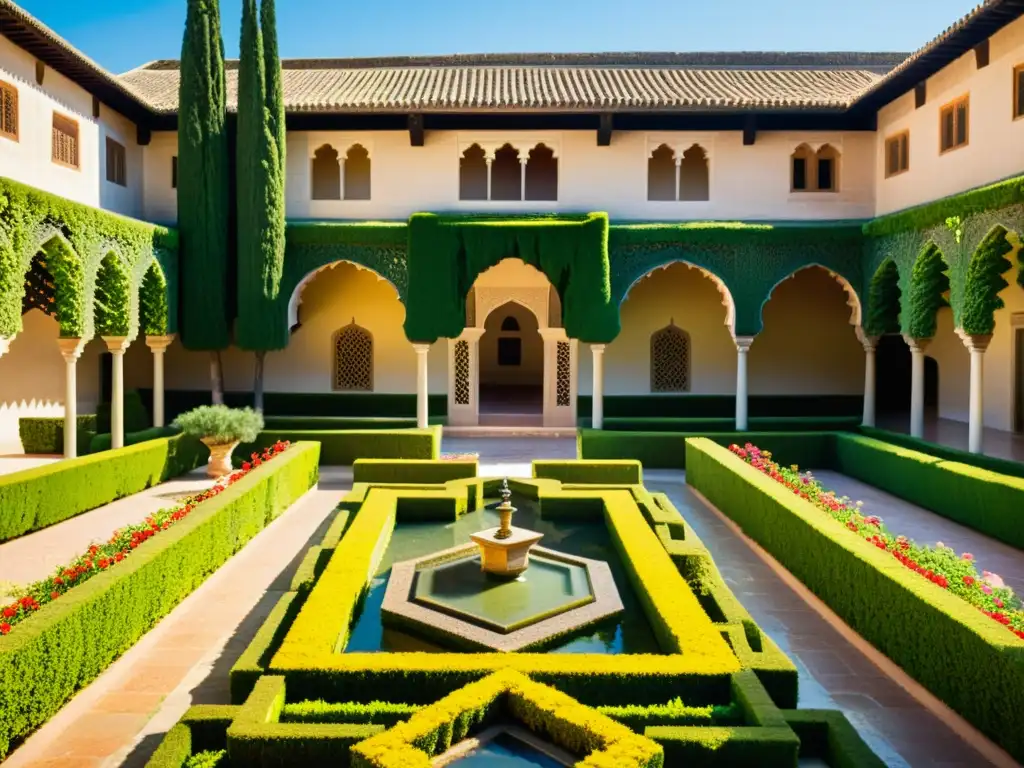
(312, 143), (372, 200)
(885, 132), (910, 178)
(0, 80), (18, 141)
(940, 95), (969, 153)
(791, 144), (839, 192)
(105, 137), (126, 186)
(52, 113), (79, 169)
(648, 143), (710, 201)
(458, 142), (558, 201)
(1014, 65), (1024, 120)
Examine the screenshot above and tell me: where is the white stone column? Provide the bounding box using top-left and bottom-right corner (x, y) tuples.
(858, 331), (879, 428)
(734, 336), (755, 432)
(57, 337), (86, 458)
(903, 335), (931, 439)
(103, 336), (131, 449)
(413, 343), (430, 429)
(146, 334), (175, 428)
(519, 155), (528, 200)
(673, 155), (682, 201)
(591, 344), (606, 429)
(485, 156), (494, 201)
(957, 330), (992, 454)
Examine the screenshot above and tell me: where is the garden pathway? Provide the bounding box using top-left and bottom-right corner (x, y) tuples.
(646, 469), (1006, 768)
(2, 467), (352, 768)
(811, 469), (1024, 596)
(877, 414), (1024, 463)
(0, 455), (60, 477)
(0, 470), (212, 594)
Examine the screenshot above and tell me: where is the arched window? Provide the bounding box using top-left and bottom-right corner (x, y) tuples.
(650, 322), (691, 392)
(491, 143), (521, 201)
(22, 252), (56, 317)
(815, 144), (840, 192)
(791, 144), (814, 192)
(679, 144), (709, 201)
(498, 313), (522, 366)
(312, 144), (341, 200)
(500, 316), (520, 332)
(525, 143), (557, 201)
(460, 144), (487, 201)
(648, 144), (676, 201)
(344, 144), (371, 200)
(333, 322), (373, 391)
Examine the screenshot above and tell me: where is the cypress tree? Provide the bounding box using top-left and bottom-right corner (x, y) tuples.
(961, 228), (1012, 335)
(906, 243), (950, 340)
(178, 0), (230, 402)
(863, 258), (901, 337)
(236, 0), (286, 409)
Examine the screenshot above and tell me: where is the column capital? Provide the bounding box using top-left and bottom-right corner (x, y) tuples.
(955, 328), (992, 354)
(734, 335), (755, 352)
(145, 333), (176, 353)
(538, 327), (569, 342)
(590, 343), (607, 354)
(102, 335), (131, 354)
(902, 334), (931, 354)
(412, 342), (431, 355)
(457, 327), (486, 343)
(855, 327), (879, 352)
(57, 336), (87, 362)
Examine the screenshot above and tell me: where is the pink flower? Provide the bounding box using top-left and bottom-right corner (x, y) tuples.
(962, 553), (974, 561)
(982, 584), (993, 595)
(982, 571), (1006, 589)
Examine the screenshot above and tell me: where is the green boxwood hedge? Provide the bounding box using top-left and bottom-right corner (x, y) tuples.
(598, 416), (860, 432)
(685, 437), (1024, 763)
(237, 427), (441, 466)
(18, 414), (96, 455)
(88, 425), (182, 454)
(858, 425), (1024, 480)
(532, 459), (642, 485)
(0, 433), (205, 543)
(352, 459), (477, 484)
(0, 442), (320, 760)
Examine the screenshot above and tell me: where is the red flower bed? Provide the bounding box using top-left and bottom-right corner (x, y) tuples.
(728, 442), (1024, 641)
(0, 441), (291, 636)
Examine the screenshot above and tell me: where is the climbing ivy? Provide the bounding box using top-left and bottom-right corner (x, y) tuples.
(863, 258), (901, 337)
(961, 226), (1013, 336)
(94, 254), (131, 337)
(403, 213), (615, 343)
(905, 243), (950, 339)
(140, 262), (169, 336)
(0, 176), (176, 340)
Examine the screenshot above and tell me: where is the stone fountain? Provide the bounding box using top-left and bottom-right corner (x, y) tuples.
(469, 479), (544, 578)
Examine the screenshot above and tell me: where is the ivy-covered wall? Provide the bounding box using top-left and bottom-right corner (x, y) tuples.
(0, 177), (177, 341)
(862, 174), (1024, 338)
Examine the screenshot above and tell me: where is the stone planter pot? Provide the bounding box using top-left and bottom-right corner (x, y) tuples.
(201, 438), (240, 478)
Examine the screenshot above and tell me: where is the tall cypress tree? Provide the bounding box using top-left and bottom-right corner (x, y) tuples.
(178, 0), (230, 403)
(236, 0), (286, 410)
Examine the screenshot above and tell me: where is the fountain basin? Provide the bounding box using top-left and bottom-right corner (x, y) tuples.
(381, 544), (623, 652)
(470, 526), (544, 578)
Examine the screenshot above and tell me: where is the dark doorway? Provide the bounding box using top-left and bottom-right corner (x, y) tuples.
(479, 303), (543, 426)
(876, 334), (938, 415)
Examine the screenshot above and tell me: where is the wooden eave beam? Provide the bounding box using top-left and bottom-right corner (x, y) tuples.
(743, 115), (757, 145)
(597, 113), (613, 146)
(407, 114), (424, 146)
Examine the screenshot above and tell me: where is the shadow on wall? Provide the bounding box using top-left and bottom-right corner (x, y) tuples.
(875, 335), (938, 414)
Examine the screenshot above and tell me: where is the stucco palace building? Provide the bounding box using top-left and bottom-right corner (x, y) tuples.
(2, 0), (1024, 455)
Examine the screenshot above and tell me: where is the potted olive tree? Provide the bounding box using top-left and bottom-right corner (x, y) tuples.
(173, 405), (264, 478)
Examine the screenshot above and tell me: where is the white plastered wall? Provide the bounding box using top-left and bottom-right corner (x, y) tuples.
(0, 35), (143, 218)
(875, 15), (1024, 215)
(578, 264), (863, 396)
(0, 310), (102, 454)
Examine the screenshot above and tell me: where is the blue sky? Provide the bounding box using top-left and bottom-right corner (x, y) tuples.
(22, 0), (979, 74)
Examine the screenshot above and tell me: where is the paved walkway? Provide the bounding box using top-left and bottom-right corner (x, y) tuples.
(3, 467), (352, 768)
(443, 436), (576, 476)
(877, 414), (1024, 463)
(813, 470), (1024, 596)
(646, 470), (1001, 768)
(0, 470), (212, 593)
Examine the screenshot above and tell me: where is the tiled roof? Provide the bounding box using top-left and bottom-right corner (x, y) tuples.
(119, 54), (900, 115)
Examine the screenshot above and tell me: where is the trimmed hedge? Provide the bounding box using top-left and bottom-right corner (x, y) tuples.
(89, 425), (183, 454)
(352, 459), (477, 484)
(685, 437), (1024, 763)
(578, 430), (836, 470)
(598, 416), (860, 432)
(532, 459), (642, 485)
(858, 425), (1024, 480)
(836, 433), (1024, 549)
(577, 394), (862, 419)
(783, 709), (887, 768)
(237, 427), (441, 466)
(0, 442), (320, 759)
(0, 433), (205, 543)
(18, 414), (96, 455)
(264, 416), (418, 431)
(96, 389), (151, 434)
